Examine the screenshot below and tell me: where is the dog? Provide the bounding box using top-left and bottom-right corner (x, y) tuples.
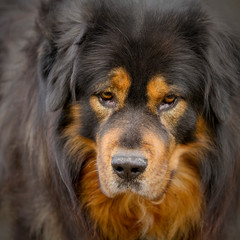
(0, 0), (240, 239)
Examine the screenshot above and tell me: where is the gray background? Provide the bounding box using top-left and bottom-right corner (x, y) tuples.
(203, 0), (240, 30)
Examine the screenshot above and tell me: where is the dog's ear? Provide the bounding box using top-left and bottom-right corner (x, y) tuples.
(37, 1), (88, 111)
(38, 42), (65, 111)
(38, 42), (74, 111)
(38, 26), (87, 112)
(207, 28), (240, 123)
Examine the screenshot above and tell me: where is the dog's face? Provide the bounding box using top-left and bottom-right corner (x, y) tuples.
(64, 11), (208, 201)
(88, 67), (199, 201)
(39, 0), (236, 206)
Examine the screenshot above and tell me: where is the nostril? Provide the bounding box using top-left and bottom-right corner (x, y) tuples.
(131, 167), (140, 173)
(115, 166), (124, 173)
(111, 155), (148, 180)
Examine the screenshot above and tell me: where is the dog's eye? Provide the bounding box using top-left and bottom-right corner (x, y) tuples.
(101, 92), (113, 100)
(99, 92), (116, 108)
(159, 94), (177, 111)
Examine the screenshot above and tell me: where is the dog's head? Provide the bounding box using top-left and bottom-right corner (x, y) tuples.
(38, 0), (240, 204)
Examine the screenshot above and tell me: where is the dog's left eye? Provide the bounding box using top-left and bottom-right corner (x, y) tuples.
(159, 94), (178, 111)
(98, 92), (116, 108)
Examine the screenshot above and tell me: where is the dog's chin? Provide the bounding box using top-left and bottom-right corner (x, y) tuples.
(99, 179), (167, 202)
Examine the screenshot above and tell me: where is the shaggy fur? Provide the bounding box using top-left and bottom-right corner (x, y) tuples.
(0, 0), (240, 239)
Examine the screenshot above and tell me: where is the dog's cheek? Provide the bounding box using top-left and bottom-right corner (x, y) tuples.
(96, 128), (123, 197)
(173, 106), (198, 144)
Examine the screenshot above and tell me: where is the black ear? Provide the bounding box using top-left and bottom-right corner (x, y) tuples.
(38, 42), (66, 111)
(37, 0), (89, 111)
(207, 29), (240, 123)
(38, 25), (88, 112)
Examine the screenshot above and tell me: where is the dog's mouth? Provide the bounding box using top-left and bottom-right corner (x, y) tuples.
(113, 173), (171, 202)
(97, 151), (173, 201)
(113, 176), (144, 197)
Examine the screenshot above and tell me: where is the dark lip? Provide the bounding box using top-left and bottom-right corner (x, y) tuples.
(113, 169), (176, 201)
(117, 178), (141, 191)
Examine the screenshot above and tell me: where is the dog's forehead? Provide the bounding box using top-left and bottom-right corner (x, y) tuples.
(90, 66), (189, 108)
(79, 0), (207, 101)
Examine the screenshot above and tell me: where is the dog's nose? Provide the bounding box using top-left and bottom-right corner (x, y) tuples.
(111, 155), (147, 180)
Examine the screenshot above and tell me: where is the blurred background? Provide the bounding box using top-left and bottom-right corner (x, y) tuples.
(203, 0), (240, 30)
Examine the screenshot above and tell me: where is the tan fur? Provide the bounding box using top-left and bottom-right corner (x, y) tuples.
(96, 127), (124, 197)
(110, 67), (131, 93)
(147, 76), (169, 113)
(63, 104), (96, 157)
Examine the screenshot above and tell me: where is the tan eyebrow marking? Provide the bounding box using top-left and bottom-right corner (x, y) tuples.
(110, 67), (131, 109)
(147, 76), (169, 114)
(110, 67), (131, 91)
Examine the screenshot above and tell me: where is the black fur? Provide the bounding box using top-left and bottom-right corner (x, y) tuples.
(0, 0), (240, 239)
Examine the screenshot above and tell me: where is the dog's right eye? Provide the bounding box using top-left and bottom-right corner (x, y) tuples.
(98, 92), (116, 108)
(159, 94), (178, 111)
